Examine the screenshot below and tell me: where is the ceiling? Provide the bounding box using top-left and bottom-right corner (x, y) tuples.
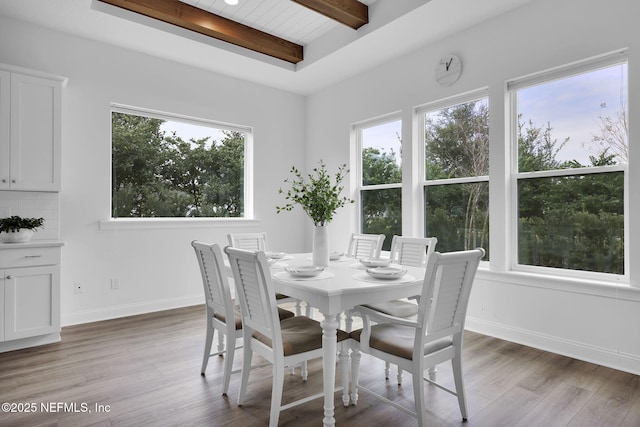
(179, 0), (376, 46)
(0, 0), (536, 95)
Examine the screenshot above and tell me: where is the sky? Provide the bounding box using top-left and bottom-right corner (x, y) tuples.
(518, 64), (628, 165)
(159, 120), (227, 147)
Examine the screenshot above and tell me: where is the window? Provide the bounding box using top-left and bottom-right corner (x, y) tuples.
(355, 117), (402, 250)
(510, 54), (627, 275)
(420, 93), (489, 257)
(111, 105), (251, 219)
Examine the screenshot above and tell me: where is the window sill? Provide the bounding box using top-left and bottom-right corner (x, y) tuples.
(476, 266), (640, 302)
(99, 218), (261, 231)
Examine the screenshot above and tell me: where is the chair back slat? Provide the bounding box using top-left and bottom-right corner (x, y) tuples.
(225, 247), (279, 341)
(390, 236), (438, 267)
(347, 233), (385, 259)
(418, 249), (484, 338)
(228, 232), (269, 251)
(192, 241), (235, 321)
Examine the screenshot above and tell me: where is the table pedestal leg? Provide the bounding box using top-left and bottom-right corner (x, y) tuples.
(321, 313), (339, 427)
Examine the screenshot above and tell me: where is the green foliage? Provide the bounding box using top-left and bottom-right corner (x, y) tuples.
(360, 147), (402, 249)
(111, 112), (244, 218)
(361, 187), (401, 251)
(424, 100), (490, 257)
(0, 216), (45, 232)
(277, 161), (353, 226)
(516, 116), (625, 274)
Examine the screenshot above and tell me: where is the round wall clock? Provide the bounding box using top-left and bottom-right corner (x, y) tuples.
(435, 55), (462, 87)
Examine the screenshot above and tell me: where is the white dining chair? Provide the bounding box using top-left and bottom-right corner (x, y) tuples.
(227, 232), (308, 316)
(346, 233), (385, 259)
(225, 246), (350, 427)
(191, 241), (294, 395)
(358, 235), (438, 383)
(227, 232), (269, 251)
(350, 248), (485, 426)
(389, 236), (438, 267)
(342, 233), (386, 333)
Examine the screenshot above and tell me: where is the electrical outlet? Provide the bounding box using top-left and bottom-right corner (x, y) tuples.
(74, 282), (83, 294)
(110, 278), (119, 290)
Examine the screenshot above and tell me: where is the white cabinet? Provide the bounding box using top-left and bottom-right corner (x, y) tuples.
(0, 65), (64, 191)
(0, 243), (62, 349)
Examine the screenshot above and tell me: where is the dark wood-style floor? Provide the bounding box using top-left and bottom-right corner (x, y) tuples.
(1, 305), (639, 427)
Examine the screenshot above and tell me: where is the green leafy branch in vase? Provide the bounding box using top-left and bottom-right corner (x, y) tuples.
(277, 160), (354, 226)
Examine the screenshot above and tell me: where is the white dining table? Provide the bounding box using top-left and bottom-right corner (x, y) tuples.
(269, 253), (426, 427)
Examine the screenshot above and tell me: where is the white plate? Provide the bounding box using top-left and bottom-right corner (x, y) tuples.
(285, 265), (324, 278)
(366, 266), (407, 280)
(360, 258), (392, 268)
(265, 251), (286, 259)
(330, 252), (344, 261)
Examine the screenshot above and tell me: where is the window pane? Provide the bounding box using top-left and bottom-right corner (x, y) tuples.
(112, 111), (245, 218)
(361, 188), (401, 251)
(424, 99), (489, 180)
(361, 120), (402, 186)
(518, 172), (624, 274)
(424, 182), (489, 257)
(517, 63), (628, 172)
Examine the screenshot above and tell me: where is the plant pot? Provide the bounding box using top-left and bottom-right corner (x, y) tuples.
(0, 229), (34, 243)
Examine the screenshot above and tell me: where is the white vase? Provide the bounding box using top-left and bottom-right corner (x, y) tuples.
(0, 229), (34, 243)
(312, 224), (330, 267)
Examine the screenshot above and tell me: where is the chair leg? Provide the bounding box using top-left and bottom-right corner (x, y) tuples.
(201, 319), (214, 374)
(384, 361), (390, 380)
(452, 356), (468, 420)
(270, 360), (285, 427)
(339, 344), (350, 406)
(217, 329), (225, 354)
(301, 360), (308, 380)
(413, 367), (427, 427)
(237, 338), (252, 406)
(221, 332), (235, 396)
(396, 366), (404, 385)
(350, 345), (361, 406)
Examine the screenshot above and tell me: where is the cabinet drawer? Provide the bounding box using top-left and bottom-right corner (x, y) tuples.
(0, 247), (60, 268)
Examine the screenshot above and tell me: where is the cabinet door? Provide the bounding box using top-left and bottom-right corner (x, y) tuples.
(4, 265), (60, 340)
(0, 277), (4, 341)
(0, 70), (9, 190)
(10, 73), (61, 191)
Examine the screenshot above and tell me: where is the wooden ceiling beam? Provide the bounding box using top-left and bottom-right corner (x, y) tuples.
(97, 0), (304, 64)
(291, 0), (368, 30)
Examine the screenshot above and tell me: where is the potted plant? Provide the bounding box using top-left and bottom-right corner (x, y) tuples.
(277, 160), (353, 266)
(0, 216), (45, 243)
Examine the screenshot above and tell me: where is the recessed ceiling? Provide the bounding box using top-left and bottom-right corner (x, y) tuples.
(180, 0), (376, 45)
(0, 0), (537, 95)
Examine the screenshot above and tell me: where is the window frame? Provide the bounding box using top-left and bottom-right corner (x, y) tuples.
(417, 89), (490, 256)
(507, 51), (629, 282)
(353, 113), (403, 239)
(108, 103), (254, 225)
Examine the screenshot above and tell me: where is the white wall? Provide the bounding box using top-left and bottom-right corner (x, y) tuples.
(0, 16), (309, 325)
(306, 0), (640, 374)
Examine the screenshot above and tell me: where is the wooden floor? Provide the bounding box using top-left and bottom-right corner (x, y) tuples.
(1, 305), (640, 427)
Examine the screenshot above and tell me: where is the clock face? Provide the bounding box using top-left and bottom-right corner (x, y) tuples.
(435, 55), (462, 87)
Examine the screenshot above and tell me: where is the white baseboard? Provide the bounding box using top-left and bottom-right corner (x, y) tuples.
(466, 316), (640, 376)
(0, 333), (61, 353)
(61, 295), (203, 326)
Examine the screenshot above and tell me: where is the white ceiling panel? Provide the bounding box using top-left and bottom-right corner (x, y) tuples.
(180, 0), (358, 44)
